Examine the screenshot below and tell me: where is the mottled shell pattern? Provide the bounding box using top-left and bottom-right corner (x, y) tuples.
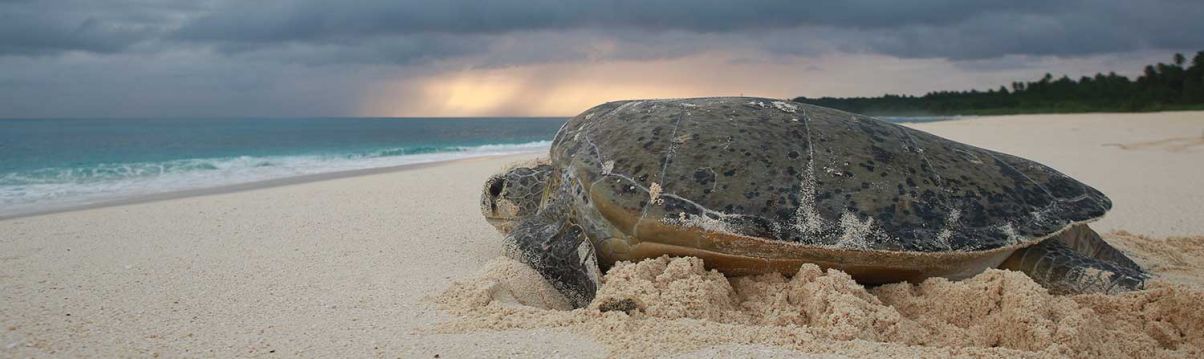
(549, 97), (1111, 253)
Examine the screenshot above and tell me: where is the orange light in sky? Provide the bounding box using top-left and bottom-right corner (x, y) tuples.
(421, 71), (527, 116)
(355, 51), (1160, 117)
(358, 52), (804, 117)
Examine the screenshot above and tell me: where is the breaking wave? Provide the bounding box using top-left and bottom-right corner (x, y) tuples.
(0, 140), (551, 217)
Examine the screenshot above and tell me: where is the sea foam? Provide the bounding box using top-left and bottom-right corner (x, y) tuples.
(0, 141), (551, 217)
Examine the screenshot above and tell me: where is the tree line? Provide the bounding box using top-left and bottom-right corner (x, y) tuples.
(794, 51), (1204, 116)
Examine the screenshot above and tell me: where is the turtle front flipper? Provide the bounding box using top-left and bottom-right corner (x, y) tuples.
(1001, 225), (1147, 294)
(503, 214), (602, 308)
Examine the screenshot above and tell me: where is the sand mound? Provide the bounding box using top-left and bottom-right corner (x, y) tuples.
(437, 258), (573, 313)
(436, 235), (1204, 358)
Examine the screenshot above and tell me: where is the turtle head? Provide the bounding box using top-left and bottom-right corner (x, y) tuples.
(481, 161), (553, 234)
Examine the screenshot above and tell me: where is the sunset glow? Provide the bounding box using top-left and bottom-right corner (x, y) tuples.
(355, 52), (1172, 117)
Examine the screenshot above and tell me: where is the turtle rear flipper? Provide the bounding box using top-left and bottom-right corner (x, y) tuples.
(1001, 225), (1147, 294)
(1050, 224), (1144, 273)
(504, 214), (602, 308)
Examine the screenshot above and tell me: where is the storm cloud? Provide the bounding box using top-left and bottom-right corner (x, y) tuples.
(1, 0), (1201, 117)
(10, 0), (1201, 59)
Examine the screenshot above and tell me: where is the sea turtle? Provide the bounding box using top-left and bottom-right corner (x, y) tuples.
(480, 97), (1146, 308)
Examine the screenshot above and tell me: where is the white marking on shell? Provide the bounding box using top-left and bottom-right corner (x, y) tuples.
(772, 101), (798, 113)
(954, 148), (985, 165)
(602, 160), (615, 175)
(673, 133), (691, 144)
(649, 182), (664, 205)
(1028, 203), (1058, 225)
(936, 208), (962, 250)
(664, 212), (736, 235)
(999, 223), (1023, 244)
(794, 177), (825, 233)
(836, 211), (875, 249)
(823, 166), (848, 177)
(793, 108), (827, 235)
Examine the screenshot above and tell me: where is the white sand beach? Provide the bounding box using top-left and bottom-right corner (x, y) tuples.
(3, 111), (1204, 358)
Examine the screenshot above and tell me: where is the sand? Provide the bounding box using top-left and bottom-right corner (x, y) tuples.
(2, 111), (1203, 357)
(438, 254), (1204, 358)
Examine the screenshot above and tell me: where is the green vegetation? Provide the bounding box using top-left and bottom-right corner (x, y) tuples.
(794, 51), (1204, 116)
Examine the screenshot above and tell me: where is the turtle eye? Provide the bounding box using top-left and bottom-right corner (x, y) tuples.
(488, 177), (505, 198)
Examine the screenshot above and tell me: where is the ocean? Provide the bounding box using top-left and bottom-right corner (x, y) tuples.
(0, 117), (566, 217)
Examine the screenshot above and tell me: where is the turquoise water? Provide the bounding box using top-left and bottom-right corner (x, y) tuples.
(0, 117), (566, 216)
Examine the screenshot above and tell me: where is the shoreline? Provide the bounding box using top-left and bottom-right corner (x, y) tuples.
(6, 110), (1199, 222)
(1, 111), (1201, 357)
(0, 152), (540, 221)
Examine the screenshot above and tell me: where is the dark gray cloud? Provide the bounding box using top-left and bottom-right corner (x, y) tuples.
(1, 0), (1201, 117)
(0, 0), (206, 55)
(166, 0), (1201, 61)
(208, 34), (486, 66)
(0, 50), (389, 117)
(858, 1), (1204, 59)
(173, 0), (1051, 42)
(5, 0), (1201, 60)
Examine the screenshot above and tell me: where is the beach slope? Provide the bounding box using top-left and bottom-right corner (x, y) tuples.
(2, 111), (1203, 357)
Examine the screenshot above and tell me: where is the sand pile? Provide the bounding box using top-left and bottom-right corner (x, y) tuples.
(435, 234), (1204, 358)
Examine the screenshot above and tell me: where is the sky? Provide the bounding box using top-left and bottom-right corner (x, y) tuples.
(1, 0), (1202, 118)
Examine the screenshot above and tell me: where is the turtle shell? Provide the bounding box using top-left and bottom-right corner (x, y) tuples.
(550, 97), (1111, 259)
